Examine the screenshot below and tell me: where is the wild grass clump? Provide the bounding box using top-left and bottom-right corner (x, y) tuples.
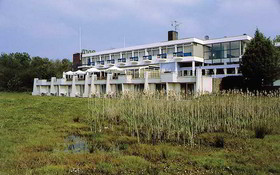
(87, 90), (280, 145)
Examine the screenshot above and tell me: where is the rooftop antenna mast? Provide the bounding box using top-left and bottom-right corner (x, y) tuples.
(79, 25), (82, 61)
(171, 20), (181, 31)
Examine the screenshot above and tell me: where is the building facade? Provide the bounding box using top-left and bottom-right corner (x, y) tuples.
(32, 32), (253, 97)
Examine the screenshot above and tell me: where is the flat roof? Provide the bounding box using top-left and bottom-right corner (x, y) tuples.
(83, 35), (252, 57)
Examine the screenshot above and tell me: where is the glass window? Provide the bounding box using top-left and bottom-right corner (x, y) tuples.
(127, 52), (132, 58)
(231, 49), (240, 58)
(212, 43), (221, 51)
(221, 49), (231, 59)
(101, 55), (105, 61)
(122, 52), (127, 58)
(134, 50), (139, 57)
(112, 53), (120, 59)
(147, 48), (152, 55)
(161, 47), (167, 54)
(139, 50), (145, 58)
(184, 44), (192, 53)
(221, 42), (230, 50)
(152, 48), (159, 56)
(231, 41), (240, 49)
(204, 51), (211, 59)
(104, 54), (109, 60)
(177, 45), (183, 52)
(167, 46), (175, 54)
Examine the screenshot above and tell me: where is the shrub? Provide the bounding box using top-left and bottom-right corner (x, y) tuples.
(255, 125), (272, 139)
(214, 136), (224, 148)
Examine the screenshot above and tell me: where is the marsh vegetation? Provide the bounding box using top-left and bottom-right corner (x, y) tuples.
(0, 92), (280, 175)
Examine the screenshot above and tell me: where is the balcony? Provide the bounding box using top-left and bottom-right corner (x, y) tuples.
(129, 56), (139, 64)
(107, 60), (115, 66)
(173, 52), (192, 61)
(157, 53), (167, 62)
(143, 55), (152, 63)
(97, 60), (105, 67)
(118, 58), (127, 66)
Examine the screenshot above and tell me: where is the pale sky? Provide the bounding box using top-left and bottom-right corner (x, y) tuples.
(0, 0), (280, 60)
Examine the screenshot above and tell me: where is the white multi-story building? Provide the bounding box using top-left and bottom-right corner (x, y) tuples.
(32, 32), (253, 97)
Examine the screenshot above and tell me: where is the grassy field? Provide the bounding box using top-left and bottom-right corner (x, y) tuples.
(0, 92), (280, 175)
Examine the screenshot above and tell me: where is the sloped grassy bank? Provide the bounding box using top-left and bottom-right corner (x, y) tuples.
(0, 92), (279, 175)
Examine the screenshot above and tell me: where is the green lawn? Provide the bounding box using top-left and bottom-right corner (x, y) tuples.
(0, 92), (279, 175)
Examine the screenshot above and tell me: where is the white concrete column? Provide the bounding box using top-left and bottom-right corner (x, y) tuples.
(83, 73), (90, 97)
(70, 76), (77, 97)
(144, 71), (149, 91)
(63, 72), (66, 79)
(121, 83), (125, 94)
(58, 85), (62, 96)
(145, 49), (148, 55)
(213, 69), (217, 76)
(50, 77), (56, 95)
(109, 54), (112, 60)
(90, 74), (97, 97)
(174, 45), (177, 52)
(159, 47), (162, 54)
(224, 68), (227, 75)
(195, 68), (202, 94)
(235, 67), (238, 75)
(32, 78), (39, 95)
(166, 82), (169, 96)
(106, 74), (112, 94)
(192, 61), (195, 76)
(132, 51), (134, 57)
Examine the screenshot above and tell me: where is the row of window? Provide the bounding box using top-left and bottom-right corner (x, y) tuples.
(83, 41), (245, 64)
(204, 41), (245, 59)
(87, 44), (193, 63)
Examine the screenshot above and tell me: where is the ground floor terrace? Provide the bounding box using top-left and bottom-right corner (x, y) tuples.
(32, 68), (221, 97)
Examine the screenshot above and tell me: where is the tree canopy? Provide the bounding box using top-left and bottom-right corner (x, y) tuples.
(240, 29), (280, 89)
(0, 52), (72, 92)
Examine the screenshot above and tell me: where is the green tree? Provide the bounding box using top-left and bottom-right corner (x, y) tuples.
(0, 53), (72, 92)
(240, 29), (280, 89)
(273, 35), (280, 43)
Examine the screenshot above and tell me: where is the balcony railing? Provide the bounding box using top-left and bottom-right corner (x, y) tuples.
(143, 55), (152, 60)
(97, 60), (105, 65)
(173, 52), (192, 57)
(107, 60), (115, 64)
(118, 58), (127, 63)
(157, 53), (167, 59)
(130, 56), (139, 61)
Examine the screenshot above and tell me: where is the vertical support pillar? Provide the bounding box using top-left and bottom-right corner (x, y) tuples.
(214, 68), (217, 76)
(63, 72), (66, 79)
(166, 82), (169, 96)
(224, 68), (227, 75)
(106, 74), (112, 95)
(32, 78), (39, 95)
(192, 61), (195, 76)
(50, 77), (56, 96)
(58, 85), (62, 96)
(174, 45), (177, 52)
(83, 73), (90, 97)
(144, 71), (149, 91)
(70, 76), (77, 97)
(159, 47), (162, 54)
(195, 68), (202, 94)
(235, 67), (238, 75)
(90, 74), (96, 97)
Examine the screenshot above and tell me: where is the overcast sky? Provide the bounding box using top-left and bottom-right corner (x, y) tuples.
(0, 0), (280, 60)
